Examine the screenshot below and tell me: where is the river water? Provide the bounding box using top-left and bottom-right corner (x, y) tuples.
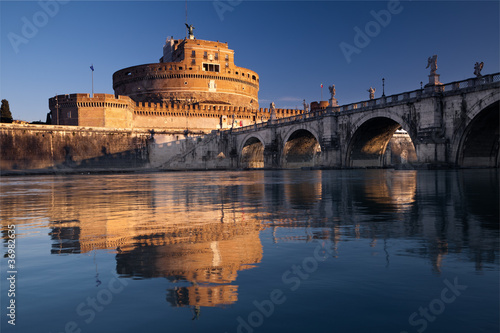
(0, 169), (498, 333)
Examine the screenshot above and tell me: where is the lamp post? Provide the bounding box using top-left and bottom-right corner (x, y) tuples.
(382, 78), (386, 97)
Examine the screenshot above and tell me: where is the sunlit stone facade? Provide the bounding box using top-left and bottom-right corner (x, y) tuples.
(48, 35), (302, 132)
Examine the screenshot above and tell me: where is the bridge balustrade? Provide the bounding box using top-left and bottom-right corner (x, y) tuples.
(221, 73), (499, 133)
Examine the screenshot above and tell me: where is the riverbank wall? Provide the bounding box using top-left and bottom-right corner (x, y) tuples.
(0, 124), (232, 175)
(0, 124), (150, 174)
(0, 124), (425, 175)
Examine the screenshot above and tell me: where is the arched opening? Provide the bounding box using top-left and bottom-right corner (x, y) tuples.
(347, 117), (417, 168)
(283, 129), (321, 169)
(241, 137), (264, 169)
(458, 101), (499, 168)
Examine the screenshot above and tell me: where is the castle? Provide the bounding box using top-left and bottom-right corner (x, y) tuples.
(48, 29), (304, 132)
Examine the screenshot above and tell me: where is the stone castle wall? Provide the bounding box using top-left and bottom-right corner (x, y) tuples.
(113, 63), (259, 107)
(49, 93), (134, 128)
(49, 93), (303, 132)
(113, 38), (259, 108)
(133, 101), (303, 131)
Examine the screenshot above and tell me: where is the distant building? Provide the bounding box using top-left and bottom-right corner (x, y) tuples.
(49, 33), (302, 132)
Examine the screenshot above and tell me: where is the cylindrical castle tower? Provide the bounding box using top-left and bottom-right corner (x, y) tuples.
(113, 37), (259, 108)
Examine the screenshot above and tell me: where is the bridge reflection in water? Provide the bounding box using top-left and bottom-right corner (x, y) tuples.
(1, 170), (497, 314)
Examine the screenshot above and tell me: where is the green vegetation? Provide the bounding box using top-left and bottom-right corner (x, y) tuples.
(1, 99), (13, 123)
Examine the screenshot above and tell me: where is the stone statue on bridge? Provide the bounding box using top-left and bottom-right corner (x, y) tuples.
(368, 87), (376, 100)
(328, 84), (336, 98)
(270, 102), (276, 121)
(474, 62), (484, 77)
(328, 85), (338, 106)
(426, 55), (438, 75)
(425, 54), (442, 87)
(303, 99), (309, 113)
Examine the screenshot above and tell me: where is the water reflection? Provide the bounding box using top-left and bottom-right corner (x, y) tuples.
(0, 169), (498, 313)
(283, 170), (322, 209)
(363, 170), (417, 210)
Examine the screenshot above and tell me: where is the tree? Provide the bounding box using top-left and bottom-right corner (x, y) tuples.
(1, 99), (13, 123)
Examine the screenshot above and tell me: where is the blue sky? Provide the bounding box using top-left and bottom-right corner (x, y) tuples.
(1, 0), (499, 121)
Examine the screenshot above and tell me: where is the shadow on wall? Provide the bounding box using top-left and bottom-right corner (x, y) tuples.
(59, 145), (149, 170)
(149, 131), (231, 170)
(0, 125), (150, 173)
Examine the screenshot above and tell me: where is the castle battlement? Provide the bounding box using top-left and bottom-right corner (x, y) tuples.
(132, 101), (301, 116)
(49, 93), (134, 104)
(49, 90), (302, 131)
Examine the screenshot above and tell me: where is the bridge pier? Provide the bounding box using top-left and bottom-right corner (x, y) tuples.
(317, 116), (342, 168)
(264, 144), (280, 169)
(415, 128), (450, 166)
(318, 136), (342, 168)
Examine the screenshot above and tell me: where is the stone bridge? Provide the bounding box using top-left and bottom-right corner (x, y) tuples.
(224, 73), (499, 169)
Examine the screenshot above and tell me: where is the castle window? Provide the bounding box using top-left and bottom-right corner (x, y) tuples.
(226, 62), (229, 67)
(202, 63), (220, 73)
(203, 51), (208, 59)
(184, 81), (188, 85)
(191, 58), (195, 65)
(178, 67), (182, 70)
(191, 50), (196, 57)
(215, 53), (218, 60)
(252, 75), (256, 80)
(225, 54), (229, 61)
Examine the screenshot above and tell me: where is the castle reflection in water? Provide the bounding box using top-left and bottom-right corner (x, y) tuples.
(1, 170), (498, 309)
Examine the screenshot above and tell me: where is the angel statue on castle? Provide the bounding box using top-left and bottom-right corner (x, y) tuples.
(426, 55), (438, 75)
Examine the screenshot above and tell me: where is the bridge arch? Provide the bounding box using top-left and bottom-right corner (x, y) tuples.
(345, 113), (417, 168)
(240, 135), (265, 169)
(454, 95), (499, 167)
(281, 127), (321, 169)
